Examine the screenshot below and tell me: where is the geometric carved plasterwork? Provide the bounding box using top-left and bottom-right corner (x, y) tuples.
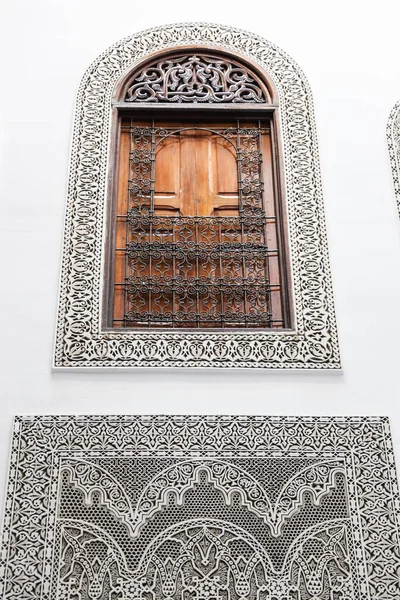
(0, 415), (399, 600)
(387, 100), (400, 217)
(54, 22), (340, 368)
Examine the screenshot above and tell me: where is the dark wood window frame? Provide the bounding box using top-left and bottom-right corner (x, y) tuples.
(102, 47), (294, 331)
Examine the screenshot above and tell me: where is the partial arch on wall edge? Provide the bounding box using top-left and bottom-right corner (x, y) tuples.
(387, 100), (400, 217)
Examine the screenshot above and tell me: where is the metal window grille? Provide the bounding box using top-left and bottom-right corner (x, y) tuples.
(113, 120), (283, 329)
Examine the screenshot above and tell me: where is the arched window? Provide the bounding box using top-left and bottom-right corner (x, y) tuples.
(107, 51), (291, 330)
(54, 24), (340, 369)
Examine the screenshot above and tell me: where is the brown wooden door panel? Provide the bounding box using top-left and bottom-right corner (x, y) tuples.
(154, 130), (239, 217)
(212, 136), (238, 215)
(154, 136), (180, 214)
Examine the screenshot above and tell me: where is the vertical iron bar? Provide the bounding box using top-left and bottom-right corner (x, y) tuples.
(270, 117), (288, 328)
(124, 118), (133, 327)
(150, 120), (156, 215)
(148, 120), (156, 326)
(218, 218), (224, 328)
(237, 120), (247, 326)
(195, 217), (199, 328)
(258, 119), (272, 327)
(236, 120), (243, 214)
(172, 217), (176, 328)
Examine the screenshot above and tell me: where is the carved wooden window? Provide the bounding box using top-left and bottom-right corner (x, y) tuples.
(54, 24), (340, 368)
(108, 52), (291, 330)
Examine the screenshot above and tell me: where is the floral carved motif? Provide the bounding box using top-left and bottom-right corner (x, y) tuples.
(124, 54), (267, 103)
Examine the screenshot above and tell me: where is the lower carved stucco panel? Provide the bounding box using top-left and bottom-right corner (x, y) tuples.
(0, 416), (399, 599)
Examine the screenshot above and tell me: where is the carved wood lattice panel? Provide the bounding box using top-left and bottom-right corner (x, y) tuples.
(124, 54), (268, 103)
(0, 416), (399, 599)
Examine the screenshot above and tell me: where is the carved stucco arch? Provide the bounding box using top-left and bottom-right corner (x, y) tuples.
(54, 22), (340, 369)
(138, 517), (274, 574)
(62, 455), (345, 542)
(387, 100), (400, 216)
(134, 458), (344, 538)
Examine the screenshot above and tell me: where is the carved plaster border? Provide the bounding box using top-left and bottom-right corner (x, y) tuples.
(54, 22), (340, 368)
(0, 416), (399, 599)
(387, 101), (400, 215)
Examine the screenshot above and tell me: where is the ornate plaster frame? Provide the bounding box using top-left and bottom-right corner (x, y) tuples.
(0, 415), (399, 599)
(387, 100), (400, 215)
(54, 23), (340, 369)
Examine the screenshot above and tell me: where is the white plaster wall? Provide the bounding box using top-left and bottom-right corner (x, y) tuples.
(1, 0), (400, 509)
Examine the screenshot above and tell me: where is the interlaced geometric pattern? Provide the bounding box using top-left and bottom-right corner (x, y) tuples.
(0, 416), (399, 600)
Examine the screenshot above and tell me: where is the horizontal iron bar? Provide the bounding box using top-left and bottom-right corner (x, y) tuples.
(125, 282), (274, 287)
(117, 214), (278, 221)
(125, 215), (273, 221)
(124, 313), (273, 325)
(113, 318), (284, 323)
(114, 282), (282, 289)
(125, 285), (276, 291)
(124, 126), (271, 133)
(125, 243), (277, 250)
(113, 102), (278, 112)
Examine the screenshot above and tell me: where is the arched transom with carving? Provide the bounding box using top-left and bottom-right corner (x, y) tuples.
(123, 53), (269, 104)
